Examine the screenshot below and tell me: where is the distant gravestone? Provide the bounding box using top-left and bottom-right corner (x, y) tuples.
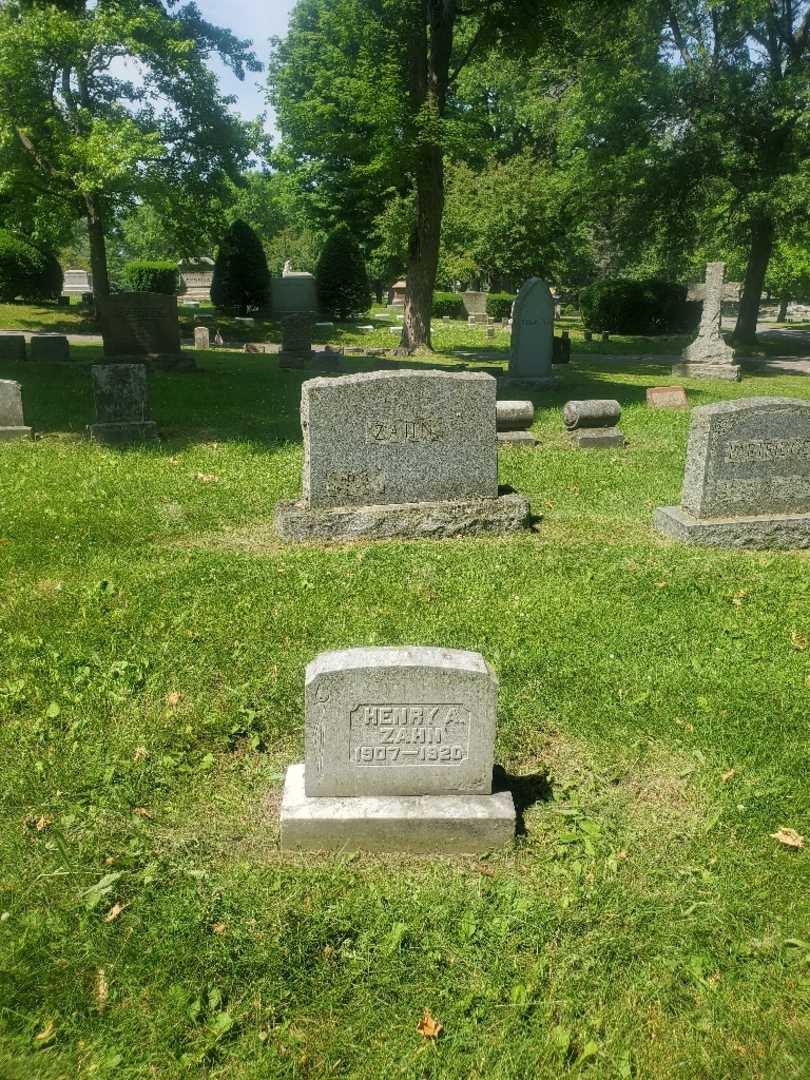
(279, 646), (516, 852)
(29, 335), (70, 362)
(563, 400), (625, 449)
(647, 386), (689, 410)
(97, 293), (187, 368)
(275, 369), (530, 541)
(674, 262), (740, 381)
(462, 291), (487, 316)
(279, 312), (313, 368)
(0, 334), (25, 361)
(62, 269), (92, 296)
(388, 280), (407, 307)
(194, 326), (210, 350)
(0, 380), (31, 440)
(508, 278), (557, 385)
(89, 363), (159, 445)
(655, 397), (810, 548)
(177, 258), (213, 302)
(271, 272), (317, 319)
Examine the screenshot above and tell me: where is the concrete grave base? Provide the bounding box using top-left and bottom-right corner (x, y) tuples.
(501, 376), (560, 389)
(497, 431), (537, 448)
(654, 505), (810, 550)
(279, 351), (342, 371)
(570, 428), (625, 449)
(89, 421), (160, 445)
(275, 491), (533, 543)
(0, 426), (31, 441)
(280, 763), (516, 854)
(671, 361), (741, 382)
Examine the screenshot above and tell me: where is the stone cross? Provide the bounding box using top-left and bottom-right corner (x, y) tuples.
(674, 262), (740, 380)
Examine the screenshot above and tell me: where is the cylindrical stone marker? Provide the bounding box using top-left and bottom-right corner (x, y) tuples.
(497, 400), (534, 432)
(563, 399), (621, 430)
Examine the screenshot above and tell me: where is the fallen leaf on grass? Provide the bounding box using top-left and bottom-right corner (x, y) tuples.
(95, 968), (108, 1012)
(771, 828), (804, 850)
(732, 590), (748, 608)
(166, 691), (184, 707)
(416, 1008), (443, 1039)
(35, 815), (53, 832)
(195, 472), (218, 483)
(790, 629), (808, 651)
(34, 1020), (56, 1044)
(211, 922), (226, 934)
(103, 902), (128, 923)
(133, 746), (148, 762)
(722, 769), (736, 782)
(132, 807), (151, 818)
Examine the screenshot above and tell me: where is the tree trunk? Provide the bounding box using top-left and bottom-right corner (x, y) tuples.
(777, 295), (789, 322)
(84, 192), (110, 301)
(733, 215), (774, 344)
(372, 278), (384, 305)
(400, 1), (455, 352)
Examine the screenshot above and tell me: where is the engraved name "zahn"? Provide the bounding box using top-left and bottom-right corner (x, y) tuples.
(724, 438), (810, 464)
(367, 418), (445, 444)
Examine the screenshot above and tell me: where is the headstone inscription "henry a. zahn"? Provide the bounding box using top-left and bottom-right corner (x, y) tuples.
(279, 647), (516, 852)
(655, 397), (810, 548)
(89, 363), (159, 445)
(508, 277), (558, 386)
(274, 369), (531, 541)
(97, 292), (190, 368)
(0, 380), (31, 440)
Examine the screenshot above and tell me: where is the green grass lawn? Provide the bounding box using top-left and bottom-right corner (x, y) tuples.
(1, 346), (809, 1078)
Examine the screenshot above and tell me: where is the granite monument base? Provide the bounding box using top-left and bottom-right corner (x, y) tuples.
(570, 428), (625, 449)
(654, 505), (810, 550)
(497, 431), (537, 448)
(90, 421), (160, 445)
(275, 492), (532, 542)
(0, 426), (31, 441)
(280, 763), (515, 853)
(671, 361), (741, 382)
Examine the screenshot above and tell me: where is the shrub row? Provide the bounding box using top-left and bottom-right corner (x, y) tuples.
(123, 260), (177, 295)
(0, 231), (63, 302)
(486, 292), (516, 320)
(432, 291), (466, 318)
(579, 279), (701, 334)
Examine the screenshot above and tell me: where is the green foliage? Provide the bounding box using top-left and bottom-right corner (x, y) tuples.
(123, 261), (177, 296)
(580, 279), (697, 334)
(316, 223), (370, 319)
(211, 220), (271, 314)
(0, 230), (61, 301)
(432, 291), (466, 319)
(486, 292), (516, 320)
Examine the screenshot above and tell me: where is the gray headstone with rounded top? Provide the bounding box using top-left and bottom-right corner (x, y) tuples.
(508, 278), (557, 384)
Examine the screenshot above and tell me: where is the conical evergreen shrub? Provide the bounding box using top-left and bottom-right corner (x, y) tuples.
(211, 219), (271, 313)
(316, 224), (370, 319)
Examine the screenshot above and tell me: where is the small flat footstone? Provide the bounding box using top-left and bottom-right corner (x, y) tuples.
(279, 763), (516, 853)
(654, 506), (810, 550)
(497, 431), (537, 448)
(0, 426), (31, 441)
(274, 491), (532, 542)
(671, 362), (741, 382)
(90, 421), (159, 445)
(571, 428), (625, 449)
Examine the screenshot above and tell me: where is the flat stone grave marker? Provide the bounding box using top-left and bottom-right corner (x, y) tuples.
(655, 396), (810, 548)
(90, 363), (159, 445)
(30, 334), (70, 362)
(275, 369), (531, 541)
(97, 292), (188, 368)
(0, 334), (25, 361)
(0, 380), (31, 440)
(279, 646), (516, 852)
(647, 386), (688, 410)
(508, 278), (557, 385)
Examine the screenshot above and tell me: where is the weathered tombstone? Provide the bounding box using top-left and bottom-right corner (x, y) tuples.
(508, 278), (557, 385)
(279, 646), (516, 852)
(61, 268), (92, 297)
(275, 369), (531, 541)
(564, 400), (625, 448)
(29, 334), (70, 362)
(0, 380), (31, 440)
(647, 386), (688, 410)
(654, 397), (810, 548)
(496, 400), (537, 448)
(177, 257), (214, 302)
(486, 325), (496, 339)
(97, 292), (191, 369)
(388, 280), (407, 307)
(0, 334), (26, 361)
(674, 261), (740, 381)
(462, 291), (487, 317)
(194, 326), (210, 350)
(279, 312), (313, 369)
(552, 336), (571, 364)
(271, 272), (317, 319)
(89, 363), (159, 445)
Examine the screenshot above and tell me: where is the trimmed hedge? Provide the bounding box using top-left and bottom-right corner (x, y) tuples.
(0, 231), (62, 301)
(123, 260), (177, 295)
(212, 219), (271, 313)
(432, 292), (465, 318)
(580, 279), (699, 334)
(316, 224), (370, 319)
(486, 292), (516, 320)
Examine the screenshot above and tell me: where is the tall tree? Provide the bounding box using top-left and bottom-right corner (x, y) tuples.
(0, 0), (261, 300)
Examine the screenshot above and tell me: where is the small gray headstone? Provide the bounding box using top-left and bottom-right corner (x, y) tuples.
(0, 380), (31, 440)
(29, 335), (70, 362)
(509, 278), (556, 383)
(281, 312), (312, 357)
(97, 292), (182, 360)
(0, 334), (25, 361)
(655, 397), (810, 548)
(90, 363), (159, 444)
(194, 326), (210, 350)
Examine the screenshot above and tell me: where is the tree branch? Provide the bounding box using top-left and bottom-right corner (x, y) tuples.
(665, 3), (693, 65)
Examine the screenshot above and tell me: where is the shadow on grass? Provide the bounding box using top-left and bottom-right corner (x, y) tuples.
(492, 764), (553, 837)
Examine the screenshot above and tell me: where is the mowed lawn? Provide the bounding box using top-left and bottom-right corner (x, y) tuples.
(1, 345), (809, 1079)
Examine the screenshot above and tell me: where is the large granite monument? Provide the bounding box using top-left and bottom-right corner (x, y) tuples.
(97, 292), (191, 369)
(89, 363), (159, 445)
(0, 380), (31, 440)
(673, 262), (740, 381)
(271, 272), (317, 319)
(275, 369), (531, 541)
(279, 647), (516, 853)
(654, 397), (810, 548)
(178, 258), (213, 302)
(508, 278), (557, 385)
(61, 269), (92, 297)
